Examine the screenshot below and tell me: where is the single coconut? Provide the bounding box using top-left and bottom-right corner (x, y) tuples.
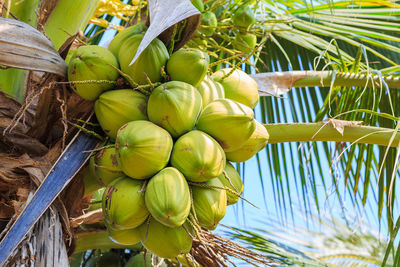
(226, 120), (269, 162)
(68, 45), (119, 100)
(145, 167), (191, 227)
(108, 24), (147, 57)
(212, 68), (259, 109)
(216, 162), (243, 205)
(171, 130), (226, 182)
(196, 99), (256, 152)
(191, 178), (227, 230)
(147, 81), (202, 138)
(89, 146), (124, 186)
(119, 34), (169, 85)
(200, 11), (217, 36)
(116, 120), (173, 179)
(167, 48), (210, 87)
(138, 219), (193, 259)
(102, 177), (148, 229)
(94, 89), (148, 140)
(232, 5), (256, 28)
(196, 76), (225, 108)
(234, 32), (257, 54)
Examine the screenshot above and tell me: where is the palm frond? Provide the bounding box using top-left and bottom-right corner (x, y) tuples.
(225, 212), (391, 266)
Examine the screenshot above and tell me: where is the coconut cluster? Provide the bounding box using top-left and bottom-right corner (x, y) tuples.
(188, 0), (258, 54)
(67, 25), (268, 260)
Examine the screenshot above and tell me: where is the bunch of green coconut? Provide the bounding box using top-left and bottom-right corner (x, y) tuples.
(188, 0), (258, 54)
(67, 23), (268, 261)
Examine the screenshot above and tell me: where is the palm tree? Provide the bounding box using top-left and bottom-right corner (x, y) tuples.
(1, 0), (400, 266)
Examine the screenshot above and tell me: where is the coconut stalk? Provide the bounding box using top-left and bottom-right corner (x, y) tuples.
(252, 71), (400, 96)
(74, 231), (142, 253)
(265, 121), (400, 147)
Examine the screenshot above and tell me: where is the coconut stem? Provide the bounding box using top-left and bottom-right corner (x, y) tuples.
(69, 122), (105, 141)
(222, 170), (239, 193)
(265, 122), (400, 147)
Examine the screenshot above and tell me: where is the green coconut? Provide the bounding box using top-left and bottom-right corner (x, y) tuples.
(102, 177), (148, 229)
(192, 178), (227, 230)
(64, 48), (77, 66)
(212, 68), (259, 109)
(232, 5), (256, 28)
(171, 130), (226, 182)
(145, 167), (191, 227)
(88, 187), (105, 211)
(167, 48), (210, 87)
(89, 147), (124, 186)
(94, 89), (148, 140)
(216, 162), (243, 205)
(138, 219), (193, 259)
(68, 45), (119, 101)
(196, 99), (256, 152)
(106, 222), (140, 245)
(196, 76), (225, 108)
(83, 166), (103, 197)
(108, 24), (147, 57)
(147, 81), (202, 138)
(200, 11), (217, 36)
(190, 0), (204, 12)
(234, 32), (257, 54)
(116, 120), (173, 179)
(125, 252), (166, 267)
(119, 34), (169, 85)
(226, 120), (269, 162)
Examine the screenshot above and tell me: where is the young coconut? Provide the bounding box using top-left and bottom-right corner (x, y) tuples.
(144, 167), (191, 227)
(226, 120), (269, 162)
(94, 89), (148, 140)
(116, 120), (173, 179)
(212, 68), (259, 109)
(196, 76), (225, 108)
(88, 187), (105, 211)
(190, 0), (204, 12)
(166, 48), (210, 87)
(68, 45), (119, 100)
(102, 177), (149, 230)
(200, 11), (217, 36)
(232, 5), (256, 28)
(234, 32), (257, 54)
(147, 81), (202, 138)
(191, 178), (227, 230)
(108, 24), (147, 57)
(171, 130), (226, 182)
(119, 34), (169, 85)
(196, 99), (256, 152)
(105, 221), (141, 245)
(216, 162), (243, 205)
(89, 147), (123, 186)
(138, 219), (193, 259)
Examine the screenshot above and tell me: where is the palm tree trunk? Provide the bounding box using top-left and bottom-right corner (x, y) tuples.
(3, 208), (68, 267)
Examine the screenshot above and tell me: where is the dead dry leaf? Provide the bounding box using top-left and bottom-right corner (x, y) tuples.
(0, 17), (67, 77)
(324, 119), (364, 135)
(129, 0), (200, 65)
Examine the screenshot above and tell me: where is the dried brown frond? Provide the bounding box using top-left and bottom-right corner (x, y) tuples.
(191, 230), (278, 266)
